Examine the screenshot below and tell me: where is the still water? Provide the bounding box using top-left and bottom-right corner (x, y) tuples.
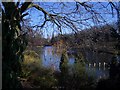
(40, 46), (110, 80)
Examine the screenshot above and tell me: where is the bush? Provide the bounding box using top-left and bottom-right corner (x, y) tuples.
(20, 50), (58, 88)
(21, 50), (42, 78)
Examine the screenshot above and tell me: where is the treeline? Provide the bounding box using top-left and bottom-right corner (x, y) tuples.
(26, 30), (49, 47)
(50, 24), (119, 52)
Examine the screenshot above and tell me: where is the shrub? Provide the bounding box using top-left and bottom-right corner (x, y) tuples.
(21, 50), (42, 78)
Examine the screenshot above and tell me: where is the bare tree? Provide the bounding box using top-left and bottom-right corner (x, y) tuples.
(19, 1), (118, 38)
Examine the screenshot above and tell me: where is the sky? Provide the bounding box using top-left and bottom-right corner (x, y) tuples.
(23, 2), (118, 38)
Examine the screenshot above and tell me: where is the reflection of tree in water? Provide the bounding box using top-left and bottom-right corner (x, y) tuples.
(46, 47), (52, 54)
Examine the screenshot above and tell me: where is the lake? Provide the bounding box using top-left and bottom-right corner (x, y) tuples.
(40, 46), (113, 81)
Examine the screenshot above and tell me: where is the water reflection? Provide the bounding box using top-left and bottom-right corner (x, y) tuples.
(40, 46), (109, 80)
